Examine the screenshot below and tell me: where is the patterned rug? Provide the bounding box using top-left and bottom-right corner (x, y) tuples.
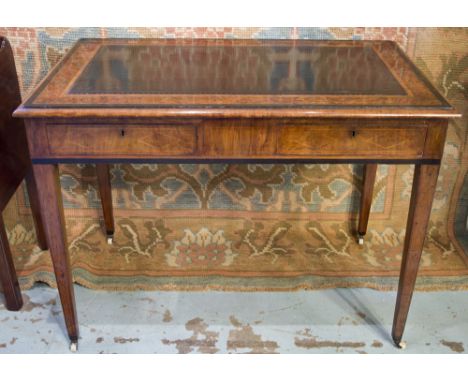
(1, 27), (467, 292)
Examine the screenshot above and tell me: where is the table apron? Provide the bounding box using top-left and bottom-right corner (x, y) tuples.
(25, 118), (448, 163)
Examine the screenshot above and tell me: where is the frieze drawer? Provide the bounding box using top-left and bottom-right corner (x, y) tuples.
(277, 125), (427, 158)
(45, 124), (197, 157)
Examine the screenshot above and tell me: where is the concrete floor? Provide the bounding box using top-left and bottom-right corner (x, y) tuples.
(0, 284), (467, 353)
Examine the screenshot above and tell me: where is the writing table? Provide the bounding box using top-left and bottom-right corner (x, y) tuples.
(14, 39), (459, 351)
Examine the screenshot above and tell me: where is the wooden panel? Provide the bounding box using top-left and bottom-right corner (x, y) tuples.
(277, 124), (427, 158)
(203, 123), (276, 156)
(46, 124), (197, 157)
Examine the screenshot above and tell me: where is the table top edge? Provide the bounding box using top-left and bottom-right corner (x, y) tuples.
(14, 105), (461, 120)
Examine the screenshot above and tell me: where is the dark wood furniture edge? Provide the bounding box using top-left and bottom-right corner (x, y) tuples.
(14, 106), (461, 119)
(31, 158), (443, 165)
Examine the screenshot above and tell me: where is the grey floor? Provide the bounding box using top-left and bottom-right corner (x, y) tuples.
(0, 284), (467, 353)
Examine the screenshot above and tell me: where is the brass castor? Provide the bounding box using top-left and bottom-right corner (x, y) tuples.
(396, 341), (406, 350)
(70, 341), (78, 352)
(358, 234), (365, 245)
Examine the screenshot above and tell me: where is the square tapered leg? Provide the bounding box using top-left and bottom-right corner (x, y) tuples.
(96, 164), (114, 243)
(357, 164), (378, 244)
(25, 167), (48, 250)
(392, 164), (440, 347)
(32, 164), (79, 347)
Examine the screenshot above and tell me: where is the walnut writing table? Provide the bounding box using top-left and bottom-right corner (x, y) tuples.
(14, 39), (459, 351)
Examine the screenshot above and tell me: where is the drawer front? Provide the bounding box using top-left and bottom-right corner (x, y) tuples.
(46, 124), (197, 156)
(277, 125), (427, 158)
